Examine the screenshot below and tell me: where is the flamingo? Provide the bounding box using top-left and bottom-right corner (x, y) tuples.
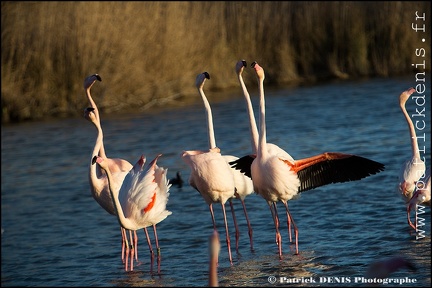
(84, 74), (159, 269)
(181, 72), (240, 264)
(84, 74), (136, 264)
(209, 230), (220, 287)
(230, 61), (385, 258)
(84, 74), (132, 173)
(195, 71), (255, 252)
(192, 71), (255, 252)
(407, 168), (430, 230)
(398, 87), (426, 203)
(92, 154), (172, 272)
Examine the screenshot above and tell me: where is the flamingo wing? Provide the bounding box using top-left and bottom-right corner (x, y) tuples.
(293, 152), (385, 192)
(229, 154), (256, 179)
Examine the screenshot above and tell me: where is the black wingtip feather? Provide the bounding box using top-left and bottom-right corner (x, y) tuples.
(298, 155), (385, 192)
(229, 155), (255, 179)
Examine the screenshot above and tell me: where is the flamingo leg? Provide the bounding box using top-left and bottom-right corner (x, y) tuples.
(209, 204), (217, 230)
(221, 203), (233, 265)
(129, 230), (134, 271)
(229, 199), (240, 253)
(208, 204), (220, 267)
(133, 230), (138, 261)
(239, 197), (254, 251)
(285, 207), (293, 243)
(407, 206), (416, 230)
(152, 224), (161, 274)
(143, 227), (155, 273)
(121, 227), (126, 263)
(283, 201), (299, 255)
(270, 202), (282, 259)
(124, 231), (130, 271)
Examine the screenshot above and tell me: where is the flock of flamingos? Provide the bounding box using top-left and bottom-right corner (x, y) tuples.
(83, 60), (430, 284)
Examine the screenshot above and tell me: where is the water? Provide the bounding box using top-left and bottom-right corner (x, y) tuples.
(1, 76), (431, 287)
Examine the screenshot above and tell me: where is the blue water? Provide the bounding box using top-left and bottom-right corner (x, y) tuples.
(1, 76), (430, 287)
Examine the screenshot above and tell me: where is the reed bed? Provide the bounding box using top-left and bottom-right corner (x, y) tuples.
(1, 1), (430, 123)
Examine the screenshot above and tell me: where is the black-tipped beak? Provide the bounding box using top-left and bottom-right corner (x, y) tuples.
(92, 155), (98, 165)
(241, 60), (247, 67)
(86, 107), (95, 112)
(251, 61), (257, 68)
(203, 72), (210, 80)
(94, 74), (102, 81)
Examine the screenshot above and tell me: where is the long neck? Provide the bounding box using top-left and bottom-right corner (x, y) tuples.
(400, 101), (420, 158)
(89, 121), (104, 182)
(198, 86), (217, 149)
(257, 77), (267, 158)
(86, 88), (107, 159)
(238, 73), (259, 154)
(103, 165), (130, 230)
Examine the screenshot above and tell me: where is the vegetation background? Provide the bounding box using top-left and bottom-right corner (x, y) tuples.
(1, 1), (430, 124)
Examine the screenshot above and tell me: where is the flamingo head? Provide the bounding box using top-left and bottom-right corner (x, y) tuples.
(83, 107), (97, 123)
(84, 74), (102, 90)
(235, 60), (247, 76)
(399, 87), (415, 107)
(399, 181), (415, 200)
(195, 72), (210, 89)
(251, 61), (265, 81)
(92, 155), (107, 168)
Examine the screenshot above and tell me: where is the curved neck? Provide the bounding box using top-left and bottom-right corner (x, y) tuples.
(198, 86), (217, 149)
(238, 73), (259, 154)
(257, 77), (267, 158)
(400, 101), (420, 157)
(102, 164), (130, 230)
(86, 88), (107, 158)
(90, 122), (104, 181)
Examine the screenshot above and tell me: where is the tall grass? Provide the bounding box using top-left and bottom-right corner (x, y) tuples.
(1, 1), (430, 123)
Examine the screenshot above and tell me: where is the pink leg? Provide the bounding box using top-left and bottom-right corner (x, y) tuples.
(209, 204), (217, 229)
(283, 201), (299, 255)
(286, 207), (293, 243)
(121, 227), (126, 263)
(124, 231), (130, 271)
(153, 224), (161, 274)
(229, 199), (240, 253)
(221, 202), (233, 265)
(143, 227), (155, 273)
(129, 230), (134, 271)
(134, 230), (138, 261)
(239, 197), (254, 251)
(270, 202), (282, 259)
(407, 205), (417, 231)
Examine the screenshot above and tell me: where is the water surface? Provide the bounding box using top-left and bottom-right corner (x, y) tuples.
(2, 76), (430, 287)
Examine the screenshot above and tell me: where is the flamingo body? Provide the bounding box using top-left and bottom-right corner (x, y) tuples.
(231, 61), (385, 257)
(93, 154), (172, 271)
(407, 168), (431, 230)
(182, 148), (235, 206)
(398, 87), (426, 202)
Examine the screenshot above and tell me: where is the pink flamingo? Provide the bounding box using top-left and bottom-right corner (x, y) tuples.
(407, 168), (430, 230)
(398, 87), (426, 203)
(193, 71), (254, 252)
(84, 74), (158, 269)
(93, 154), (172, 272)
(230, 62), (385, 258)
(83, 74), (135, 263)
(182, 72), (238, 264)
